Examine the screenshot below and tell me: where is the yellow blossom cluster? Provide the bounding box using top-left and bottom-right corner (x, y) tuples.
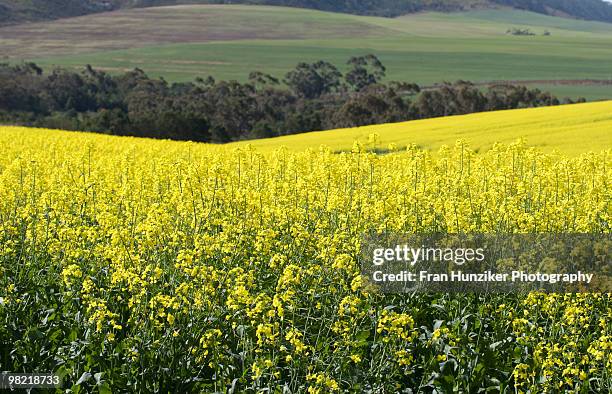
(0, 127), (609, 392)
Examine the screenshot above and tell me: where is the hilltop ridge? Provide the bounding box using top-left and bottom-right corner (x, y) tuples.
(2, 0), (612, 25)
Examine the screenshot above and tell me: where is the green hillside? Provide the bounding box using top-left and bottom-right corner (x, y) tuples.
(3, 5), (612, 99)
(3, 0), (612, 24)
(169, 0), (612, 22)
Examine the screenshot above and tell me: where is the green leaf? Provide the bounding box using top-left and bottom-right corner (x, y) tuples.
(98, 382), (112, 394)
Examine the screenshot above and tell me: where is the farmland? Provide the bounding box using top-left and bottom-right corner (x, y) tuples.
(231, 100), (612, 155)
(0, 99), (610, 390)
(2, 5), (612, 99)
(1, 3), (612, 392)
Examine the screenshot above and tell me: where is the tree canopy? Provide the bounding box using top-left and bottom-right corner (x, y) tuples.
(0, 56), (581, 143)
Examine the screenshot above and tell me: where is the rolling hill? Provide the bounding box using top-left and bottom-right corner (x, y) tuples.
(229, 100), (612, 155)
(1, 100), (610, 156)
(0, 1), (115, 25)
(2, 0), (612, 25)
(3, 5), (612, 100)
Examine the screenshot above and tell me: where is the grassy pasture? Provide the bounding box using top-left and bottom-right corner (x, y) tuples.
(0, 5), (385, 58)
(2, 5), (612, 99)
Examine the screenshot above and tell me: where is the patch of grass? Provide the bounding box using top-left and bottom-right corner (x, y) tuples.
(0, 5), (386, 58)
(523, 84), (612, 101)
(3, 5), (612, 99)
(28, 38), (612, 99)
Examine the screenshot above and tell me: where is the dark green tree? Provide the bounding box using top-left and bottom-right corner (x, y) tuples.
(284, 61), (342, 99)
(345, 54), (386, 91)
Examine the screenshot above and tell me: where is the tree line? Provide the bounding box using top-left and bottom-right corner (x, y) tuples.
(0, 56), (584, 142)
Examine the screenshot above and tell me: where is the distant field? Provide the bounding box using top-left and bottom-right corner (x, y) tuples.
(2, 5), (612, 99)
(230, 101), (612, 155)
(0, 5), (385, 58)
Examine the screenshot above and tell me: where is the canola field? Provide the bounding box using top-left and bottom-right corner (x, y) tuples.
(0, 123), (610, 392)
(232, 100), (612, 155)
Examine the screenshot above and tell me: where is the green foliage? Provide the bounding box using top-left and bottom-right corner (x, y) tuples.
(495, 0), (612, 23)
(345, 55), (387, 92)
(0, 1), (118, 24)
(506, 27), (536, 35)
(0, 60), (576, 143)
(0, 134), (610, 391)
(284, 61), (342, 99)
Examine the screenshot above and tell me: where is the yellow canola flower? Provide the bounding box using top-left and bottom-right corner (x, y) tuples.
(0, 125), (610, 392)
